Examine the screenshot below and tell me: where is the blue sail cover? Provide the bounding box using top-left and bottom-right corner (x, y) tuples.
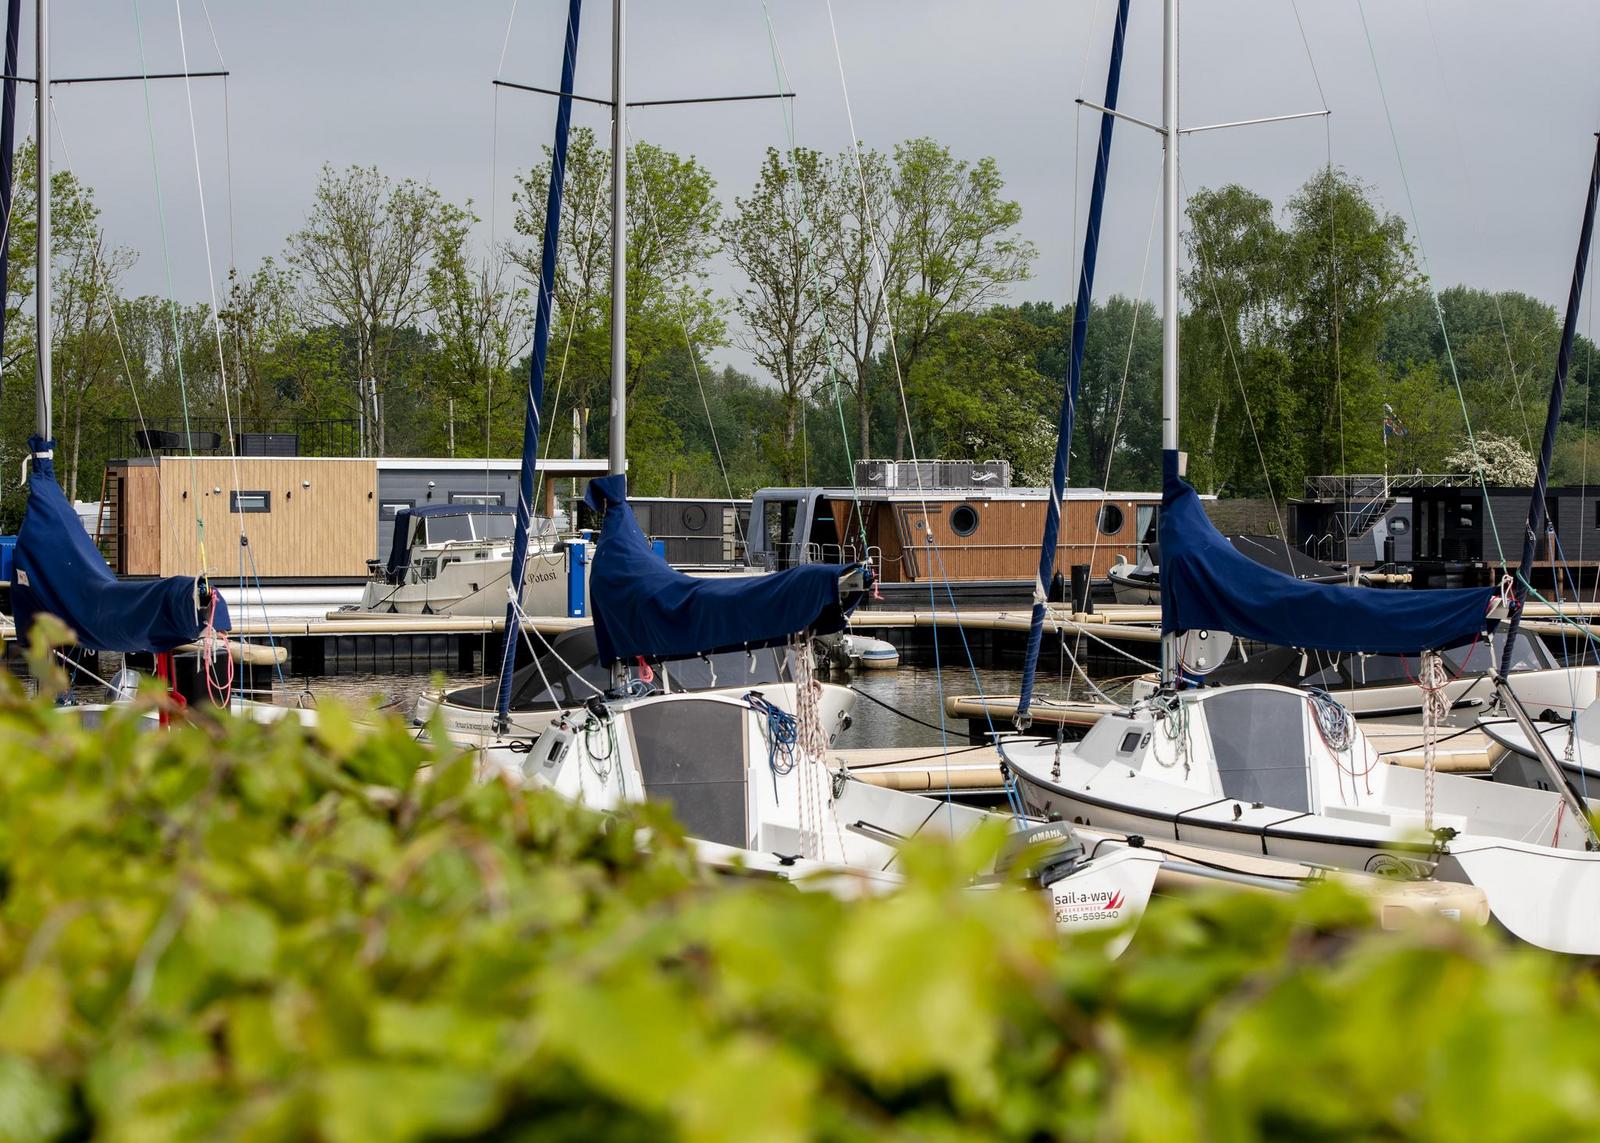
(584, 475), (866, 664)
(1160, 453), (1494, 654)
(13, 444), (226, 653)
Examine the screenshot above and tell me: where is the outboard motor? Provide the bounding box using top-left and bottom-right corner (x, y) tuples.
(995, 821), (1090, 888)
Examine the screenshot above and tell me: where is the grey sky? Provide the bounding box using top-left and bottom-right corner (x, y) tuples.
(28, 0), (1600, 384)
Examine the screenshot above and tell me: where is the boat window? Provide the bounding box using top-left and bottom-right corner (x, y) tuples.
(439, 627), (608, 714)
(474, 515), (516, 541)
(763, 498), (800, 569)
(1447, 632), (1550, 674)
(1356, 654), (1416, 687)
(424, 515), (475, 544)
(1204, 689), (1311, 812)
(949, 504), (980, 537)
(229, 490), (270, 513)
(1097, 504), (1125, 536)
(663, 647), (792, 691)
(1137, 505), (1157, 547)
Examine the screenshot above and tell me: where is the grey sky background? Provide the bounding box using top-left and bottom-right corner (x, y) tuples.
(26, 0), (1600, 385)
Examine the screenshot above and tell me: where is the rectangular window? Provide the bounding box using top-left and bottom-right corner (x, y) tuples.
(379, 500), (413, 520)
(449, 491), (504, 506)
(230, 490), (270, 513)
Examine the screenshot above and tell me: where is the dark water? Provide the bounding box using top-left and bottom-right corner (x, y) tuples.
(304, 662), (1119, 750)
(65, 653), (1124, 751)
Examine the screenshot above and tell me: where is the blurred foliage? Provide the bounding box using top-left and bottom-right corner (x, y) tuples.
(0, 667), (1592, 1140)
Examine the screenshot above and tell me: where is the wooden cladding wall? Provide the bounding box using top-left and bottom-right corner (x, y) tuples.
(121, 463), (162, 576)
(150, 458), (377, 578)
(872, 498), (1147, 582)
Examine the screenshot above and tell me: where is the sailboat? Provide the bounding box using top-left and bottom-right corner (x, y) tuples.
(416, 0), (860, 745)
(1000, 0), (1600, 955)
(8, 0), (305, 720)
(459, 0), (1166, 943)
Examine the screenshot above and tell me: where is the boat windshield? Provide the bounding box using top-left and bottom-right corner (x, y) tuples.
(662, 646), (793, 691)
(475, 515), (517, 541)
(422, 515), (475, 544)
(1445, 631), (1552, 674)
(1203, 688), (1311, 812)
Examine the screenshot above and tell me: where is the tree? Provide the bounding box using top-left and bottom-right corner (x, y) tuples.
(513, 132), (725, 470)
(722, 147), (836, 482)
(1445, 431), (1537, 485)
(54, 226), (134, 500)
(219, 258), (302, 423)
(287, 165), (468, 455)
(886, 138), (1034, 458)
(904, 309), (1054, 481)
(427, 220), (529, 457)
(821, 145), (902, 460)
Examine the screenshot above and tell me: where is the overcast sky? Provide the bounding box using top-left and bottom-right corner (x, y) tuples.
(24, 0), (1600, 383)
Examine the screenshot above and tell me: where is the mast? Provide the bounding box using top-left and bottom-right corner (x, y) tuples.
(1014, 0), (1130, 727)
(0, 0), (21, 372)
(1497, 133), (1600, 679)
(1158, 0), (1179, 688)
(493, 0), (584, 731)
(33, 0), (46, 441)
(607, 0), (625, 476)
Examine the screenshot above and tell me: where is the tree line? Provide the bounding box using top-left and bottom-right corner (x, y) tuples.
(0, 133), (1593, 529)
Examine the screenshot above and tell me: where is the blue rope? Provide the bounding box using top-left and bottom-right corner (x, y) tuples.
(746, 691), (798, 801)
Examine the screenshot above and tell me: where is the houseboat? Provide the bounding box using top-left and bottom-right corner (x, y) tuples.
(746, 460), (1162, 607)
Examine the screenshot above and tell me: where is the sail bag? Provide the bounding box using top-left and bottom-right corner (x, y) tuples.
(1159, 452), (1495, 654)
(13, 441), (226, 653)
(582, 475), (865, 664)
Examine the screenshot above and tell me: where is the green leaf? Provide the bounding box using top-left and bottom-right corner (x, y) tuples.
(0, 1054), (72, 1143)
(189, 900), (280, 984)
(0, 969), (68, 1057)
(315, 1064), (499, 1143)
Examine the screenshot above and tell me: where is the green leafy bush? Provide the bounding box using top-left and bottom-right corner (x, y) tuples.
(0, 672), (1592, 1142)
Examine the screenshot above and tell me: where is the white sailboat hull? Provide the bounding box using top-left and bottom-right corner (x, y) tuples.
(1000, 685), (1600, 952)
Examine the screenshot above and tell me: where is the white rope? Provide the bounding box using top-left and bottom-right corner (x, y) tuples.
(1419, 649), (1448, 832)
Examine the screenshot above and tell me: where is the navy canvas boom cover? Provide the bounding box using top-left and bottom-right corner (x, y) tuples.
(13, 443), (226, 653)
(583, 475), (864, 664)
(1159, 452), (1494, 654)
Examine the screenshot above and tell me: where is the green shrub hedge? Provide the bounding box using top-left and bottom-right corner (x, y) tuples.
(0, 652), (1593, 1141)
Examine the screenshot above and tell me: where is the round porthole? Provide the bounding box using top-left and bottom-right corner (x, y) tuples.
(683, 504), (707, 531)
(1097, 504), (1125, 535)
(949, 504), (980, 537)
(1388, 516), (1410, 537)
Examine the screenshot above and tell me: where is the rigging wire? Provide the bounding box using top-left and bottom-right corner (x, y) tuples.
(193, 0), (233, 274)
(821, 0), (991, 809)
(1419, 0), (1535, 455)
(130, 0), (208, 579)
(1181, 169), (1286, 541)
(1354, 0), (1505, 566)
(48, 103), (190, 562)
(623, 116), (744, 530)
(1288, 0), (1346, 499)
(757, 0), (872, 561)
(171, 0), (247, 571)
